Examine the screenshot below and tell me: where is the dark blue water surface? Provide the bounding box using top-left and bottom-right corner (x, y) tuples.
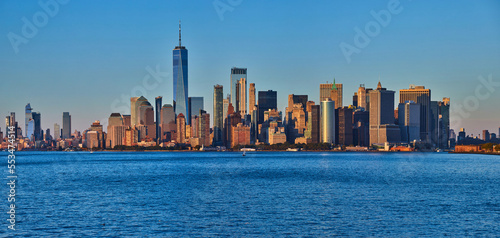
(1, 151), (500, 237)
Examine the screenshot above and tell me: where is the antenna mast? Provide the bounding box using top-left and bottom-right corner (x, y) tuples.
(179, 20), (181, 47)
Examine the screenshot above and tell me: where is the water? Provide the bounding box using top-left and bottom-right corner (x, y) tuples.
(2, 151), (500, 237)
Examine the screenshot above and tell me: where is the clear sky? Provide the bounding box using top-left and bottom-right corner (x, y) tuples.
(1, 0), (499, 137)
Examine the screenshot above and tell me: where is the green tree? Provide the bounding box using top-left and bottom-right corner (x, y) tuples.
(482, 143), (494, 151)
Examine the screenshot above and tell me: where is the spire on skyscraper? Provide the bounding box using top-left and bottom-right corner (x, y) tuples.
(179, 20), (182, 47)
(332, 78), (337, 90)
(377, 81), (382, 90)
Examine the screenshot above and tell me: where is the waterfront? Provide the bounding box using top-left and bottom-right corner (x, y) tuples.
(2, 152), (500, 236)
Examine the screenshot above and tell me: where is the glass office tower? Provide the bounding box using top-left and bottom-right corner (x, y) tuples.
(230, 67), (247, 113)
(173, 22), (189, 124)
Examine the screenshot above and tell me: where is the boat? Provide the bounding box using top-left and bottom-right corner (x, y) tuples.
(243, 150), (246, 156)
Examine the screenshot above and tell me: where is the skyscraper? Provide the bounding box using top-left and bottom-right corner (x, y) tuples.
(369, 82), (399, 145)
(320, 80), (343, 109)
(155, 96), (162, 143)
(213, 85), (224, 145)
(337, 107), (353, 146)
(438, 98), (450, 148)
(25, 103), (32, 137)
(238, 77), (247, 116)
(257, 90), (277, 124)
(400, 85), (431, 142)
(198, 110), (211, 146)
(353, 109), (369, 146)
(176, 113), (186, 144)
(483, 130), (490, 141)
(138, 100), (155, 140)
(131, 96), (147, 127)
(309, 104), (320, 144)
(62, 112), (71, 139)
(107, 113), (126, 149)
(54, 123), (60, 139)
(320, 99), (335, 144)
(130, 97), (139, 127)
(352, 93), (358, 108)
(231, 67), (247, 112)
(188, 97), (204, 125)
(249, 83), (256, 115)
(430, 101), (439, 146)
(173, 21), (189, 124)
(160, 104), (176, 142)
(398, 101), (420, 143)
(32, 112), (41, 141)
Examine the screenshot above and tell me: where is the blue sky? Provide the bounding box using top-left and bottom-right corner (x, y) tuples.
(1, 0), (499, 137)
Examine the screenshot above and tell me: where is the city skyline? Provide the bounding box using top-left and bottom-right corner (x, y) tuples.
(1, 1), (499, 136)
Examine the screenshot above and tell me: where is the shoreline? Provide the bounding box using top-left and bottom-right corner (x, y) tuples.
(6, 150), (499, 155)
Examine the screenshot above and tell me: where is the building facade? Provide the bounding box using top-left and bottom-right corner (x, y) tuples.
(320, 99), (335, 144)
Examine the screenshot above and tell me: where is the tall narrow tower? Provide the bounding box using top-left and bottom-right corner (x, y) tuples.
(173, 21), (189, 124)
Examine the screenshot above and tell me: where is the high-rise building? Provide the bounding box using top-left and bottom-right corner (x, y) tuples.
(121, 115), (131, 127)
(62, 112), (71, 139)
(337, 107), (353, 146)
(257, 90), (277, 124)
(32, 112), (41, 141)
(438, 98), (450, 148)
(225, 111), (241, 147)
(250, 105), (258, 144)
(238, 77), (247, 116)
(320, 99), (335, 144)
(131, 96), (148, 127)
(353, 93), (358, 108)
(309, 104), (320, 143)
(231, 123), (251, 148)
(176, 113), (186, 144)
(430, 101), (440, 146)
(25, 103), (32, 137)
(198, 110), (211, 146)
(130, 97), (139, 127)
(160, 104), (176, 142)
(223, 96), (230, 125)
(54, 123), (60, 139)
(369, 82), (399, 145)
(213, 85), (224, 145)
(173, 22), (189, 124)
(27, 118), (34, 140)
(155, 96), (162, 143)
(285, 94), (308, 143)
(188, 97), (204, 125)
(138, 100), (155, 140)
(357, 85), (373, 111)
(353, 109), (369, 146)
(320, 80), (343, 109)
(398, 101), (420, 143)
(400, 85), (431, 142)
(5, 112), (21, 139)
(287, 94), (308, 113)
(44, 128), (51, 141)
(249, 83), (256, 115)
(458, 128), (466, 141)
(107, 113), (126, 149)
(483, 130), (490, 141)
(86, 120), (105, 149)
(124, 127), (139, 146)
(230, 67), (247, 112)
